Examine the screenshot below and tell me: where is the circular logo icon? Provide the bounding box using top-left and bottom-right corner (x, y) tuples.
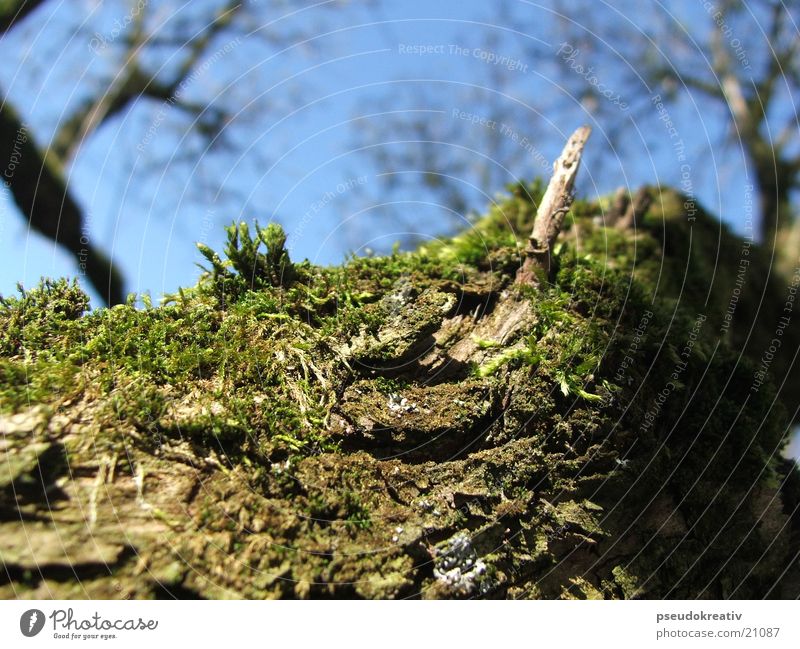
(20, 609), (45, 637)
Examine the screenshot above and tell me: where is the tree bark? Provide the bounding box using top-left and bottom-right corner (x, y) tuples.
(1, 184), (798, 599)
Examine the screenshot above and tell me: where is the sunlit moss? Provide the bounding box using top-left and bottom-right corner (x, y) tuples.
(1, 181), (798, 599)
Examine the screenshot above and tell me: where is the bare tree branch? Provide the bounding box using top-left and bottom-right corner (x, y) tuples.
(53, 0), (243, 163)
(0, 100), (124, 304)
(0, 0), (47, 32)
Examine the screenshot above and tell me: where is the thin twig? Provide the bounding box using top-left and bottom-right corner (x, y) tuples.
(516, 125), (592, 285)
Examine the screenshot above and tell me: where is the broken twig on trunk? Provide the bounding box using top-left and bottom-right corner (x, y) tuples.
(516, 125), (592, 285)
(606, 186), (629, 225)
(616, 186), (652, 230)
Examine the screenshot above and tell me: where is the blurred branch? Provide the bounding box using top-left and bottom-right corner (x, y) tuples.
(0, 99), (124, 304)
(53, 0), (243, 163)
(0, 0), (46, 32)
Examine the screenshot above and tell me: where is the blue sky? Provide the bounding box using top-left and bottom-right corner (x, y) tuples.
(0, 0), (760, 305)
(1, 0), (797, 455)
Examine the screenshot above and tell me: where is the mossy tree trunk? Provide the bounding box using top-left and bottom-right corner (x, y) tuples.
(1, 184), (799, 599)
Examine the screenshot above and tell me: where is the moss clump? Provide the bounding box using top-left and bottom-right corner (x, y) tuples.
(197, 221), (295, 294)
(1, 182), (798, 600)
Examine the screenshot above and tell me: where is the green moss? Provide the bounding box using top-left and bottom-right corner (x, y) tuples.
(611, 566), (641, 599)
(1, 181), (797, 600)
(475, 345), (539, 377)
(417, 180), (543, 270)
(197, 220), (295, 296)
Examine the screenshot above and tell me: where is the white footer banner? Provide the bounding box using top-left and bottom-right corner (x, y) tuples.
(1, 600), (798, 647)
